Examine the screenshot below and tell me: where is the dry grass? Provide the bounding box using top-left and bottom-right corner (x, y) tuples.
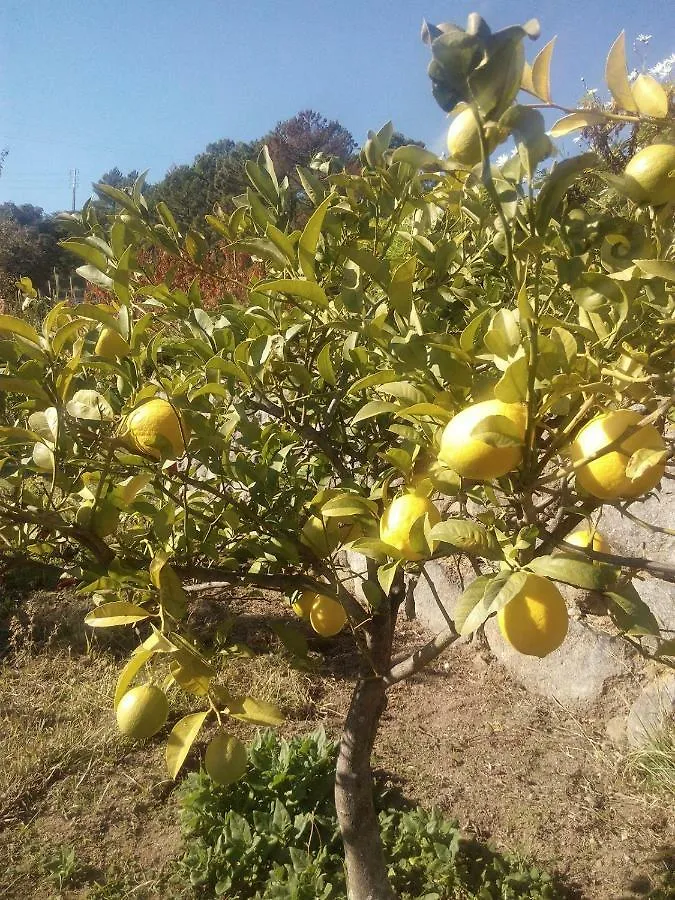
(626, 722), (675, 796)
(0, 649), (122, 827)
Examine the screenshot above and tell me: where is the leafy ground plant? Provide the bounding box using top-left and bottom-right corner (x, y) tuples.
(178, 728), (563, 899)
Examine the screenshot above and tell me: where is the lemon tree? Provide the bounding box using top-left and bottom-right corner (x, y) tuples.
(0, 12), (674, 899)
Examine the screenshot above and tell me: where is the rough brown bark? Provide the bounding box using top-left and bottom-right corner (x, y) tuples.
(335, 575), (402, 900)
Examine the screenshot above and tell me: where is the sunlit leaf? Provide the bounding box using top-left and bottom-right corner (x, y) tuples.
(605, 32), (638, 112)
(84, 601), (151, 627)
(166, 711), (210, 779)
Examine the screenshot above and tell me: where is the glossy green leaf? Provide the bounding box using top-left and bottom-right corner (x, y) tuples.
(0, 315), (42, 346)
(166, 711), (210, 779)
(256, 279), (328, 308)
(531, 36), (556, 102)
(226, 695), (284, 726)
(298, 192), (333, 280)
(605, 31), (638, 112)
(84, 601), (151, 627)
(430, 519), (501, 558)
(527, 555), (617, 590)
(605, 584), (660, 635)
(114, 650), (154, 710)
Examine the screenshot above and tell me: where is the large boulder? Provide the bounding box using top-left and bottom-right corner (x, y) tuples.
(626, 673), (675, 748)
(484, 617), (634, 705)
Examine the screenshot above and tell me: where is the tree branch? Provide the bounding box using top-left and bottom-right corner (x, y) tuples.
(384, 626), (459, 687)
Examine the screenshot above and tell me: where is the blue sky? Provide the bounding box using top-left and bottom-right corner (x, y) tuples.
(1, 0), (672, 213)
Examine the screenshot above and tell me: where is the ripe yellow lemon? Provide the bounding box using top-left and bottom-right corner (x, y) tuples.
(497, 574), (569, 658)
(624, 144), (675, 206)
(204, 732), (247, 786)
(569, 409), (666, 500)
(308, 594), (347, 637)
(566, 529), (611, 555)
(380, 494), (440, 561)
(439, 400), (527, 480)
(123, 398), (188, 460)
(292, 591), (317, 620)
(446, 108), (501, 166)
(95, 327), (131, 360)
(116, 684), (169, 739)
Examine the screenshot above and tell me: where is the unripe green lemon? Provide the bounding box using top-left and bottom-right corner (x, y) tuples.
(308, 594), (347, 637)
(122, 398), (188, 460)
(439, 400), (527, 480)
(204, 732), (248, 786)
(446, 108), (501, 166)
(300, 516), (361, 558)
(95, 327), (131, 360)
(497, 574), (568, 658)
(379, 494), (440, 561)
(624, 144), (675, 206)
(569, 409), (666, 500)
(115, 684), (168, 739)
(76, 499), (120, 538)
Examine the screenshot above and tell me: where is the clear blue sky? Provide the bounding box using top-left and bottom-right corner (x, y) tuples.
(1, 0), (672, 214)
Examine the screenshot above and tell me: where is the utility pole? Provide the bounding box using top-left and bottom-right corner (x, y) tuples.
(69, 168), (79, 211)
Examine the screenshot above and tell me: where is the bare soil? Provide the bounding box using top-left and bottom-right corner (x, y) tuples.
(0, 588), (673, 899)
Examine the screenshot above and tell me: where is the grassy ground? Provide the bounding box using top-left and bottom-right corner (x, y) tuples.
(1, 582), (674, 899)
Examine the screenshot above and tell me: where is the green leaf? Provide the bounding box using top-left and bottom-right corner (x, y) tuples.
(226, 695), (284, 726)
(0, 426), (43, 446)
(460, 571), (528, 636)
(527, 555), (617, 590)
(494, 357), (529, 402)
(256, 278), (328, 308)
(84, 601), (151, 627)
(298, 192), (333, 281)
(452, 574), (495, 633)
(605, 31), (638, 112)
(166, 711), (210, 779)
(625, 448), (668, 481)
(549, 111), (607, 137)
(634, 259), (675, 281)
(60, 239), (110, 271)
(605, 584), (660, 636)
(351, 400), (399, 425)
(530, 36), (556, 103)
(0, 315), (42, 346)
(346, 370), (398, 395)
(269, 622), (309, 659)
(316, 344), (336, 385)
(391, 145), (442, 169)
(377, 561), (400, 595)
(471, 415), (523, 448)
(0, 376), (50, 403)
(430, 519), (501, 558)
(396, 402), (453, 422)
(114, 650), (154, 710)
(76, 264), (114, 289)
(535, 153), (599, 234)
(321, 493), (378, 518)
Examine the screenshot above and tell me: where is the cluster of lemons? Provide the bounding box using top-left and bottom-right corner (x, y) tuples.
(378, 399), (666, 658)
(116, 684), (247, 785)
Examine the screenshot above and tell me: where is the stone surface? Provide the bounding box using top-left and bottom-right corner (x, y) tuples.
(599, 480), (675, 631)
(626, 674), (675, 748)
(605, 714), (628, 748)
(484, 617), (633, 706)
(412, 558), (468, 633)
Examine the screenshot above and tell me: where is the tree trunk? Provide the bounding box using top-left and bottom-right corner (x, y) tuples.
(335, 673), (396, 899)
(335, 576), (401, 900)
